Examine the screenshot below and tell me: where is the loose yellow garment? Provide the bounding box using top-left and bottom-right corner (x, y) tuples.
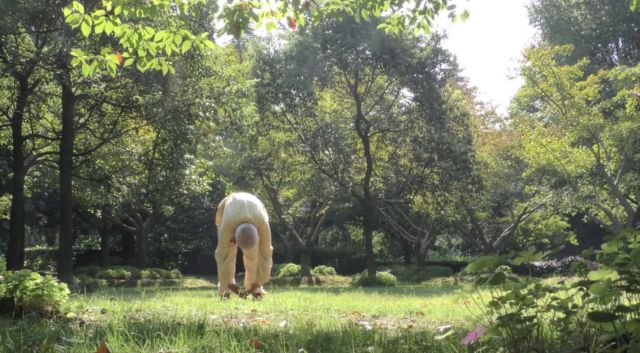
(215, 192), (273, 295)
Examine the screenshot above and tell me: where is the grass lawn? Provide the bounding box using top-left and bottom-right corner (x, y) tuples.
(0, 277), (485, 353)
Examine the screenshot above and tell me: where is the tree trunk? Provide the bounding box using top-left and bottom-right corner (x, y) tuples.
(353, 77), (376, 280)
(135, 231), (147, 269)
(362, 200), (376, 278)
(400, 238), (413, 265)
(6, 77), (29, 271)
(415, 240), (428, 266)
(120, 228), (136, 265)
(7, 173), (26, 270)
(99, 229), (110, 267)
(57, 71), (75, 284)
(300, 247), (312, 276)
(282, 235), (296, 263)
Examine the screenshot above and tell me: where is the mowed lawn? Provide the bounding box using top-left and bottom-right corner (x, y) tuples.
(0, 277), (484, 353)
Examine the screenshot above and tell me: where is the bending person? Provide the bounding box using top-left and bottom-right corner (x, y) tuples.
(215, 192), (273, 298)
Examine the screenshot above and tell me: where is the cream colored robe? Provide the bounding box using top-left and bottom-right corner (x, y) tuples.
(215, 192), (273, 294)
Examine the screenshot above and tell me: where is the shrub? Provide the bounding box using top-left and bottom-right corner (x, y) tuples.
(351, 270), (397, 287)
(277, 263), (302, 277)
(96, 267), (132, 279)
(72, 275), (108, 292)
(24, 247), (57, 272)
(74, 265), (102, 276)
(92, 266), (181, 281)
(0, 270), (70, 315)
(388, 265), (453, 282)
(312, 265), (337, 276)
(169, 269), (182, 279)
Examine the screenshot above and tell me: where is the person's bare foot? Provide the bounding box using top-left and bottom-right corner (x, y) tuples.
(251, 292), (264, 300)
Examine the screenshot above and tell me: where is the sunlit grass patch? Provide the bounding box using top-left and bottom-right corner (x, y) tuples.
(0, 278), (486, 353)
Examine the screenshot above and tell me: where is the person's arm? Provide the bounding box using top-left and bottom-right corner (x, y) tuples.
(256, 221), (273, 286)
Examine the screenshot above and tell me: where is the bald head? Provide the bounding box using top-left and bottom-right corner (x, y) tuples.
(235, 223), (258, 250)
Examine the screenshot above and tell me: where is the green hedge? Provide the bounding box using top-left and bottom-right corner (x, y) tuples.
(351, 270), (398, 287)
(312, 265), (337, 276)
(387, 264), (454, 282)
(276, 263), (302, 277)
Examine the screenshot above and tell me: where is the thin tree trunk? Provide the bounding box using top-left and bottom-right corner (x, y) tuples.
(6, 78), (29, 271)
(354, 83), (376, 279)
(99, 229), (110, 266)
(57, 69), (75, 284)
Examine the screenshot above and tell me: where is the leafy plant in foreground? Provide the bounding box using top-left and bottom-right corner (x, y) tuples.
(466, 230), (640, 352)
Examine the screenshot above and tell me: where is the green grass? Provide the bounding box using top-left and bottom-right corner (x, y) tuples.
(0, 276), (484, 353)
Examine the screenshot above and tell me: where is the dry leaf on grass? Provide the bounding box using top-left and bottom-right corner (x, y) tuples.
(96, 341), (109, 353)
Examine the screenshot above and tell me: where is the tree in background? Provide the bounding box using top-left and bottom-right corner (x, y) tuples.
(512, 45), (640, 235)
(529, 0), (640, 72)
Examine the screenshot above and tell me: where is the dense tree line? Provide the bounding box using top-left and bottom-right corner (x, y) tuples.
(0, 0), (638, 282)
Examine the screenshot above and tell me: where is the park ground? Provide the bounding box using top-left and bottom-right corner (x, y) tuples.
(0, 276), (484, 353)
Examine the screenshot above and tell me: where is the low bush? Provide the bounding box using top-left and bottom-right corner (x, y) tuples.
(88, 266), (182, 281)
(312, 265), (337, 276)
(72, 275), (108, 292)
(96, 267), (133, 280)
(510, 256), (595, 277)
(466, 231), (640, 353)
(388, 265), (453, 282)
(0, 270), (70, 315)
(24, 247), (57, 272)
(277, 263), (302, 277)
(351, 270), (397, 287)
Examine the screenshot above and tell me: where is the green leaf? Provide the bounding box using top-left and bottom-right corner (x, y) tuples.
(81, 61), (91, 77)
(487, 271), (507, 286)
(70, 49), (84, 57)
(72, 1), (85, 14)
(66, 13), (83, 27)
(181, 40), (192, 53)
(464, 256), (505, 273)
(588, 268), (620, 281)
(104, 21), (114, 34)
(587, 311), (618, 323)
(80, 20), (91, 37)
(94, 21), (105, 34)
(123, 58), (134, 67)
(613, 304), (634, 313)
(361, 9), (370, 21)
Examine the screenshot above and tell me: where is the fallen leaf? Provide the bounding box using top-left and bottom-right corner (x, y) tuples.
(357, 320), (373, 330)
(116, 52), (123, 65)
(250, 338), (264, 349)
(436, 324), (453, 333)
(96, 341), (110, 353)
(435, 329), (455, 340)
(279, 320), (287, 328)
(287, 16), (298, 30)
(415, 311), (425, 317)
(351, 310), (362, 316)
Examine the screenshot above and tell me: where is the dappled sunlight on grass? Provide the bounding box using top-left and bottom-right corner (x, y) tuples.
(0, 277), (489, 352)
